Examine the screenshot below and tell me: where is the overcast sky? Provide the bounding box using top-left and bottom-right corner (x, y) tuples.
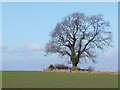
(1, 2), (118, 71)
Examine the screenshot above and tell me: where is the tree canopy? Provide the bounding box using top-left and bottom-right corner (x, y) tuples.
(45, 12), (112, 68)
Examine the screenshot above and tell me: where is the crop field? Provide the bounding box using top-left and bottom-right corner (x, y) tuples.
(2, 71), (118, 88)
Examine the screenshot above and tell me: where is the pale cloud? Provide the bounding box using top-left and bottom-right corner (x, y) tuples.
(102, 48), (118, 60)
(20, 43), (44, 52)
(0, 45), (13, 53)
(1, 43), (44, 53)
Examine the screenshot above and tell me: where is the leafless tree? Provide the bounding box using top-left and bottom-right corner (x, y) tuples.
(45, 12), (112, 69)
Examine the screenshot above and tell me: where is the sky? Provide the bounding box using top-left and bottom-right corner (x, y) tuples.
(1, 0), (119, 2)
(1, 2), (118, 71)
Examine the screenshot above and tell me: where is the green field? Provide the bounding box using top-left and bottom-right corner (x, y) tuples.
(2, 71), (118, 88)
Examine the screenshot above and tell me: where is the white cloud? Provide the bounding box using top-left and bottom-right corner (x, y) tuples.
(20, 43), (44, 52)
(1, 43), (44, 53)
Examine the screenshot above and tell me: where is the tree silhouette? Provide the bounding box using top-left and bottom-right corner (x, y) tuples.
(45, 12), (112, 69)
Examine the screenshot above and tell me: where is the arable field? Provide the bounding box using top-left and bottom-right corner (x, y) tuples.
(2, 71), (118, 88)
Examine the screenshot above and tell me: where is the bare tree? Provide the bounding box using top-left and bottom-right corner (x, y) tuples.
(45, 12), (112, 69)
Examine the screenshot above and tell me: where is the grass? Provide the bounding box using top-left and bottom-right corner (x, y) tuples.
(2, 71), (118, 88)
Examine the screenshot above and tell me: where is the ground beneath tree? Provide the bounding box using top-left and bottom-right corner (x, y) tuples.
(43, 69), (118, 75)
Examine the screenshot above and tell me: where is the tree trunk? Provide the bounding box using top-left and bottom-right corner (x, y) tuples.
(72, 60), (78, 67)
(70, 56), (79, 70)
(70, 45), (79, 70)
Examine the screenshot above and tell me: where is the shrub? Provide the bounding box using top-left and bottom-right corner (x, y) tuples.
(79, 69), (86, 71)
(48, 64), (54, 70)
(87, 66), (94, 72)
(54, 64), (69, 70)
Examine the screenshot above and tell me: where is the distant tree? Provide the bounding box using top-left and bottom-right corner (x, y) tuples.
(45, 12), (112, 69)
(48, 64), (54, 70)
